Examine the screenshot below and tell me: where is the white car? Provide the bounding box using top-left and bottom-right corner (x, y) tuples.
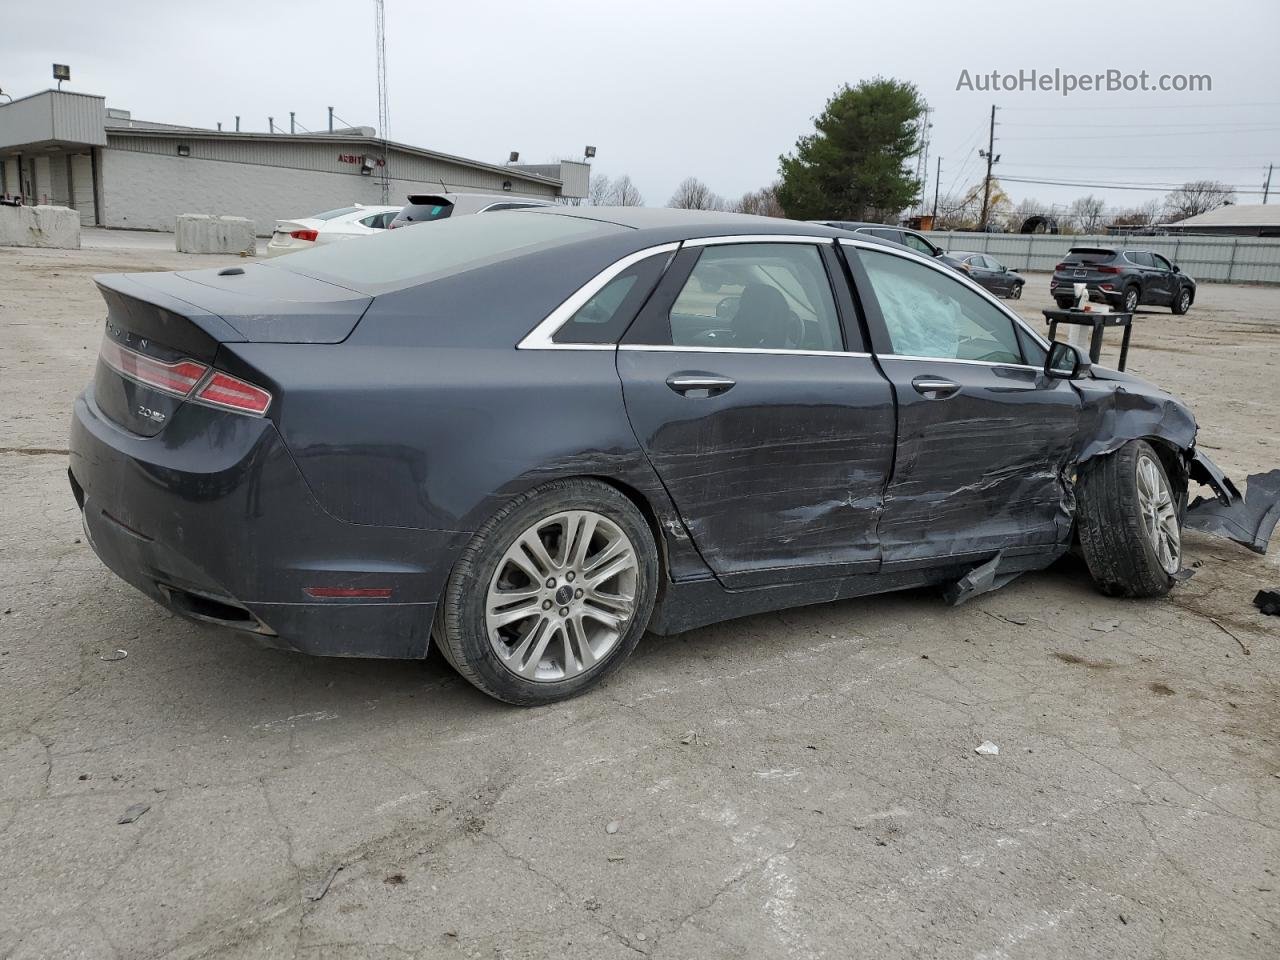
(264, 204), (401, 257)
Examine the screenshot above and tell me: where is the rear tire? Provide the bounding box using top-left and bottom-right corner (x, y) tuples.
(1055, 297), (1074, 310)
(1171, 287), (1192, 315)
(435, 479), (658, 705)
(1076, 440), (1182, 598)
(1122, 286), (1140, 313)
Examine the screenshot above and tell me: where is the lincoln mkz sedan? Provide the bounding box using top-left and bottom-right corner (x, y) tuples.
(70, 208), (1237, 704)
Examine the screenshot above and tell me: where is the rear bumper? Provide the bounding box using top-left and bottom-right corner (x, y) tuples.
(1049, 277), (1124, 303)
(70, 387), (468, 657)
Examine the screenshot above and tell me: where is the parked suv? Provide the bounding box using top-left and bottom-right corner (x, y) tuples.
(810, 221), (968, 273)
(1051, 247), (1196, 314)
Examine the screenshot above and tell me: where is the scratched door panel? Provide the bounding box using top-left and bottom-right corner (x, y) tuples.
(617, 349), (895, 588)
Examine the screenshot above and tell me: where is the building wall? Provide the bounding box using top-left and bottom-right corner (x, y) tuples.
(99, 148), (556, 233)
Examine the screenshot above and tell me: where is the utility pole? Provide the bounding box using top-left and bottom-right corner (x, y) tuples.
(978, 104), (999, 230)
(374, 0), (391, 204)
(1264, 163), (1274, 204)
(933, 156), (942, 219)
(328, 106), (334, 133)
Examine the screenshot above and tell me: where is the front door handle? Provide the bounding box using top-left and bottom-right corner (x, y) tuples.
(666, 374), (735, 397)
(911, 375), (960, 399)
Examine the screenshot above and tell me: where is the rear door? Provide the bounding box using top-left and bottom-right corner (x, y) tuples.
(842, 240), (1082, 566)
(617, 237), (895, 587)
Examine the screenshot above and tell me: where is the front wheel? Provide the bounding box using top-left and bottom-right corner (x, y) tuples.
(1076, 440), (1182, 597)
(1009, 282), (1023, 300)
(435, 479), (658, 705)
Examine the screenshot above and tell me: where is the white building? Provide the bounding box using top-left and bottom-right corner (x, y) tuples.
(0, 90), (589, 234)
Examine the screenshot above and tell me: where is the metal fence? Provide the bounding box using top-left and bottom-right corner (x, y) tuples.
(922, 231), (1280, 285)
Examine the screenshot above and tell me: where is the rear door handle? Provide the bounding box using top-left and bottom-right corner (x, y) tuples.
(666, 374), (735, 397)
(911, 375), (960, 399)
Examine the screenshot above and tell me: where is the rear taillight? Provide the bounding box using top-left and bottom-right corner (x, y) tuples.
(193, 371), (273, 416)
(98, 337), (271, 416)
(1096, 265), (1121, 274)
(1055, 262), (1071, 271)
(99, 337), (208, 397)
(289, 229), (319, 242)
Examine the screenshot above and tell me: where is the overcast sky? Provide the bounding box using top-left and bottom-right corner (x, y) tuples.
(6, 0), (1279, 213)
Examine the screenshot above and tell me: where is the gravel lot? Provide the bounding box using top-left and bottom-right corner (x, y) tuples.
(1, 240), (1277, 960)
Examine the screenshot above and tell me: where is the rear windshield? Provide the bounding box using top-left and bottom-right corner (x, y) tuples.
(1063, 248), (1115, 264)
(395, 201), (454, 224)
(271, 211), (624, 291)
(313, 206), (363, 221)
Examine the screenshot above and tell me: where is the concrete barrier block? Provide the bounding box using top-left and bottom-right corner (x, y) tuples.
(174, 214), (256, 255)
(0, 204), (82, 249)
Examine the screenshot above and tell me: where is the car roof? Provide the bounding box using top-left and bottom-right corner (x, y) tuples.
(524, 206), (896, 245)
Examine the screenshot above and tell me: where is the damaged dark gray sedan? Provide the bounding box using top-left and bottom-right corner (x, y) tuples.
(69, 208), (1265, 705)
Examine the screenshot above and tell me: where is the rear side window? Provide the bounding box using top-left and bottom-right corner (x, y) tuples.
(1127, 251), (1154, 267)
(858, 248), (1023, 364)
(553, 252), (672, 345)
(666, 243), (844, 352)
(274, 211), (623, 291)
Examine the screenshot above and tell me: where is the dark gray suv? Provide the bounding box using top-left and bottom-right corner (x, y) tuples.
(1051, 247), (1196, 314)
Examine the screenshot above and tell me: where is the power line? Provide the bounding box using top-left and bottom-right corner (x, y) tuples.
(1000, 101), (1280, 112)
(1003, 127), (1280, 141)
(998, 174), (1266, 194)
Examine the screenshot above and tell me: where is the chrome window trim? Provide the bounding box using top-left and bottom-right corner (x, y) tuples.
(618, 344), (872, 359)
(517, 242), (681, 350)
(837, 237), (1052, 352)
(877, 353), (1041, 372)
(682, 234), (833, 247)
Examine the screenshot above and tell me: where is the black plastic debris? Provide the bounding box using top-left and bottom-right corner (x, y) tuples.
(1255, 590), (1280, 617)
(1186, 468), (1280, 555)
(944, 553), (1022, 606)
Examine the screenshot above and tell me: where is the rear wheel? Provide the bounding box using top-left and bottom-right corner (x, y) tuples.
(1171, 287), (1192, 315)
(1076, 440), (1181, 597)
(435, 479), (658, 705)
(1055, 296), (1074, 310)
(1122, 286), (1140, 313)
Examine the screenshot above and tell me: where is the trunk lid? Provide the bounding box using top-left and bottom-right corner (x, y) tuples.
(91, 265), (370, 436)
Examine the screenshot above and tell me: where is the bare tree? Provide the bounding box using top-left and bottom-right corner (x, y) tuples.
(1112, 198), (1164, 229)
(610, 174), (644, 207)
(588, 174), (614, 206)
(1068, 194), (1107, 234)
(733, 184), (786, 218)
(1164, 180), (1236, 222)
(668, 176), (725, 211)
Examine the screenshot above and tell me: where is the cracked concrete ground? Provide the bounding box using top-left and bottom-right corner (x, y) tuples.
(1, 242), (1278, 959)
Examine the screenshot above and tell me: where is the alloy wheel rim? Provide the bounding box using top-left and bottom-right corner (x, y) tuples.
(1136, 454), (1180, 574)
(486, 510), (638, 682)
(1179, 291), (1190, 310)
(1125, 290), (1138, 312)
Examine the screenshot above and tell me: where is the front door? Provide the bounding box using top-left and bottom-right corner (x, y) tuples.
(843, 242), (1083, 566)
(1148, 252), (1176, 305)
(618, 239), (895, 587)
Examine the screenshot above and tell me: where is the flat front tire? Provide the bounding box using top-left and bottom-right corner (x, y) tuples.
(435, 479), (658, 705)
(1076, 440), (1182, 598)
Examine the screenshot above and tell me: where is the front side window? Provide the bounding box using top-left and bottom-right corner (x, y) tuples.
(667, 243), (843, 352)
(902, 232), (936, 256)
(1152, 253), (1173, 271)
(858, 248), (1023, 364)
